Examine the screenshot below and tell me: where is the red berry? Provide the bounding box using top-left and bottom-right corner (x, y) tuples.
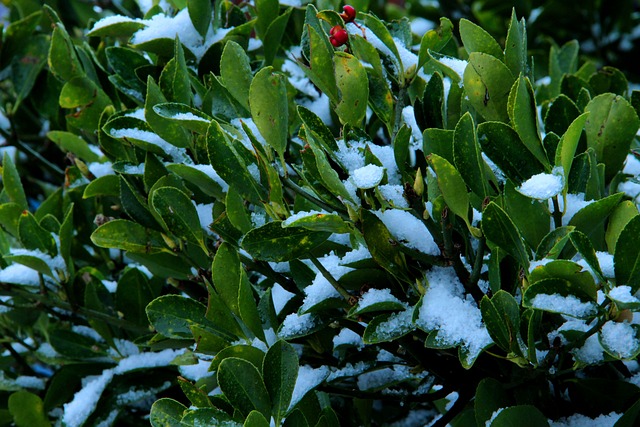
(329, 25), (348, 47)
(341, 5), (356, 23)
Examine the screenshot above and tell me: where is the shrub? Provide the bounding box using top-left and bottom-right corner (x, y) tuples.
(1, 1), (640, 426)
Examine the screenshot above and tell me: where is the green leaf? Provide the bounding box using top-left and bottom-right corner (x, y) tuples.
(523, 278), (598, 319)
(48, 24), (83, 81)
(239, 270), (265, 340)
(477, 121), (546, 182)
(8, 391), (51, 427)
(504, 10), (528, 77)
(615, 215), (640, 293)
(221, 41), (252, 110)
(301, 24), (338, 104)
(212, 242), (241, 314)
(188, 0), (212, 37)
(241, 221), (330, 262)
(334, 52), (369, 127)
(3, 254), (54, 279)
(549, 40), (579, 97)
(480, 291), (521, 354)
(453, 112), (494, 199)
(283, 212), (351, 234)
(2, 152), (28, 210)
(150, 398), (187, 427)
(508, 75), (548, 167)
(159, 37), (192, 105)
(263, 8), (292, 66)
(218, 358), (271, 419)
(361, 210), (410, 281)
(18, 211), (57, 256)
(418, 17), (454, 69)
(459, 18), (503, 60)
(464, 52), (515, 122)
(152, 102), (212, 134)
(555, 113), (589, 189)
(116, 268), (156, 327)
(210, 345), (265, 373)
(569, 231), (606, 282)
(363, 13), (403, 79)
(244, 411), (270, 427)
(145, 76), (191, 148)
(568, 192), (624, 251)
(91, 219), (168, 254)
(475, 379), (511, 427)
(0, 203), (23, 237)
(151, 186), (205, 248)
(263, 340), (298, 424)
(362, 310), (414, 344)
(544, 95), (581, 136)
(11, 35), (49, 114)
(206, 120), (267, 204)
(47, 131), (101, 163)
(146, 294), (236, 342)
(585, 93), (640, 182)
(490, 405), (550, 427)
(59, 76), (111, 132)
(606, 200), (638, 254)
(482, 202), (530, 269)
(535, 226), (575, 260)
(529, 260), (597, 301)
(504, 180), (549, 250)
(178, 376), (212, 408)
(255, 0), (279, 39)
(166, 163), (225, 199)
(427, 153), (471, 229)
(250, 67), (289, 163)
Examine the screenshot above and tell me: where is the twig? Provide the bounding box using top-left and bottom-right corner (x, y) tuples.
(282, 177), (348, 216)
(309, 255), (352, 301)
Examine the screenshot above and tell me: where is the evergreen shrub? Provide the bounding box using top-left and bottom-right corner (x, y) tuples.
(1, 1), (640, 426)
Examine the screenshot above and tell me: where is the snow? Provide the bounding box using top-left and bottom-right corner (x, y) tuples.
(367, 308), (414, 342)
(333, 328), (364, 350)
(378, 184), (409, 208)
(486, 408), (505, 426)
(300, 252), (350, 312)
(283, 48), (320, 98)
(402, 106), (424, 149)
(288, 365), (329, 411)
(336, 139), (365, 173)
(411, 17), (436, 37)
(374, 209), (440, 256)
(193, 202), (214, 234)
(623, 153), (640, 175)
(171, 112), (210, 122)
(14, 375), (46, 390)
(0, 263), (40, 286)
(88, 162), (114, 178)
(89, 15), (140, 31)
(129, 9), (232, 61)
(553, 193), (593, 226)
(529, 294), (597, 318)
(600, 321), (639, 359)
(573, 333), (604, 364)
(188, 164), (229, 192)
(230, 118), (267, 149)
(327, 361), (371, 382)
(279, 312), (318, 338)
(517, 168), (564, 200)
(102, 280), (118, 293)
(282, 210), (330, 227)
(178, 358), (214, 381)
(596, 252), (615, 278)
(346, 23), (399, 76)
(299, 94), (333, 126)
(609, 286), (639, 303)
(549, 412), (622, 427)
(357, 364), (426, 391)
(357, 288), (403, 310)
(62, 348), (183, 427)
(110, 128), (190, 164)
(437, 55), (468, 82)
(352, 164), (385, 189)
(416, 267), (493, 358)
(271, 283), (296, 315)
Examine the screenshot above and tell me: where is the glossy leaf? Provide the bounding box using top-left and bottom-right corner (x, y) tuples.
(8, 391), (51, 427)
(453, 112), (494, 199)
(482, 202), (530, 269)
(2, 152), (28, 209)
(187, 0), (212, 37)
(428, 153), (471, 229)
(504, 11), (528, 77)
(263, 340), (298, 424)
(151, 186), (204, 247)
(241, 221), (330, 262)
(508, 75), (547, 167)
(480, 291), (521, 354)
(250, 67), (289, 163)
(459, 18), (503, 60)
(334, 52), (369, 127)
(91, 219), (168, 254)
(585, 93), (640, 182)
(217, 357), (271, 419)
(606, 200), (638, 253)
(464, 52), (515, 122)
(221, 41), (252, 110)
(615, 215), (640, 293)
(490, 406), (550, 427)
(150, 398), (187, 427)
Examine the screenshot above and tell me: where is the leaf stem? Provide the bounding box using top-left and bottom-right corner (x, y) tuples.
(309, 255), (352, 301)
(238, 253), (300, 295)
(551, 196), (563, 229)
(392, 85), (408, 140)
(468, 237), (487, 289)
(282, 177), (348, 217)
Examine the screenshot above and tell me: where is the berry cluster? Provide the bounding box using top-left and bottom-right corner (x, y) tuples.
(329, 5), (356, 48)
